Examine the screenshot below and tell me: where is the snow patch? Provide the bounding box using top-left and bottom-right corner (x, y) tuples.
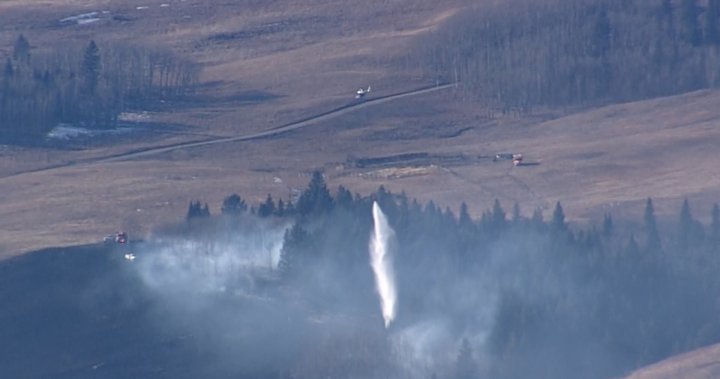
(60, 11), (99, 23)
(46, 124), (135, 140)
(59, 11), (110, 25)
(118, 112), (150, 122)
(47, 125), (93, 140)
(77, 18), (101, 25)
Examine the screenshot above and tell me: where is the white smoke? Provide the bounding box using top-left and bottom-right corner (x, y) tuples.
(134, 223), (287, 296)
(370, 201), (397, 328)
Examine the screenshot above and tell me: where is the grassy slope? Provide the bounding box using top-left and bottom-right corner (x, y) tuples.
(622, 343), (720, 379)
(1, 0), (719, 255)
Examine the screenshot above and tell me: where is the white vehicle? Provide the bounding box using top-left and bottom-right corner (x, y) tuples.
(355, 86), (371, 99)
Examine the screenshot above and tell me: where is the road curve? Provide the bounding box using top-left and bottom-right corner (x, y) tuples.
(98, 83), (455, 163)
(0, 83), (455, 179)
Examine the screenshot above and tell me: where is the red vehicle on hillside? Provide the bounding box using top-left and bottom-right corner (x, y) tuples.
(115, 232), (128, 244)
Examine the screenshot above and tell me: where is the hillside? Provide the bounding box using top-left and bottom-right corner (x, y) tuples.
(1, 0), (719, 256)
(2, 1), (720, 378)
(622, 343), (720, 379)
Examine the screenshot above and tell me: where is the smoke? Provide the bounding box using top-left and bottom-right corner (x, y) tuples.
(370, 201), (397, 328)
(107, 198), (635, 378)
(134, 219), (287, 297)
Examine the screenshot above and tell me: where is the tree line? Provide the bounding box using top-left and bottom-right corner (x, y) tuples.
(412, 0), (720, 113)
(0, 35), (200, 143)
(182, 171), (720, 379)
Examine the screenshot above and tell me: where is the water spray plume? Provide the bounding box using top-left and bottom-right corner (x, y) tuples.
(370, 201), (397, 328)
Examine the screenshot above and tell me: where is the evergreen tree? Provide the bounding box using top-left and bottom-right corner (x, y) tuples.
(186, 200), (210, 221)
(81, 40), (101, 94)
(12, 34), (30, 63)
(678, 198), (693, 251)
(659, 0), (675, 36)
(458, 202), (474, 232)
(444, 206), (457, 226)
(275, 198), (286, 217)
(221, 193), (247, 215)
(678, 198), (704, 251)
(258, 193), (276, 217)
(491, 199), (506, 233)
(710, 203), (720, 251)
(591, 6), (612, 57)
(681, 0), (703, 46)
(626, 233), (640, 256)
(531, 207), (545, 231)
(285, 200), (296, 215)
(3, 59), (13, 79)
(551, 201), (566, 231)
(512, 202), (522, 224)
(336, 185), (354, 209)
(706, 0), (720, 45)
(296, 171), (334, 217)
(602, 213), (614, 239)
(644, 198), (662, 252)
(278, 223), (313, 278)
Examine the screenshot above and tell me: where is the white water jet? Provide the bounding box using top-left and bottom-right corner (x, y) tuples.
(370, 201), (397, 328)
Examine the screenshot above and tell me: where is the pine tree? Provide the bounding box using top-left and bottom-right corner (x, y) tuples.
(681, 0), (703, 46)
(678, 198), (693, 251)
(706, 0), (720, 45)
(275, 198), (286, 217)
(459, 202), (474, 232)
(659, 0), (675, 36)
(81, 40), (101, 94)
(644, 198), (662, 252)
(12, 34), (30, 64)
(221, 193), (247, 215)
(296, 171), (334, 216)
(512, 202), (522, 224)
(602, 213), (614, 239)
(591, 7), (612, 57)
(491, 199), (506, 233)
(531, 207), (545, 230)
(336, 185), (353, 209)
(626, 233), (640, 256)
(278, 223), (313, 278)
(258, 193), (276, 217)
(710, 203), (720, 251)
(3, 59), (13, 79)
(551, 201), (566, 231)
(186, 200), (210, 221)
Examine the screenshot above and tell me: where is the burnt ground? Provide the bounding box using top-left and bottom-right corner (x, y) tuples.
(0, 244), (184, 378)
(0, 243), (308, 378)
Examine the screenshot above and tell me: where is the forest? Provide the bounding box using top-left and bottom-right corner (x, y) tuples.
(0, 35), (199, 143)
(414, 0), (720, 113)
(162, 171), (720, 379)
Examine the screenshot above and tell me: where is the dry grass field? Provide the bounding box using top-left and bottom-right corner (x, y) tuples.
(622, 342), (720, 379)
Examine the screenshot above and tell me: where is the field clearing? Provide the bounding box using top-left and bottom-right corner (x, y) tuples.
(3, 87), (720, 257)
(0, 0), (719, 256)
(623, 343), (720, 379)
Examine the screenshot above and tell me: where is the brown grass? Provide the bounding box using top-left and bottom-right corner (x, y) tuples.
(3, 1), (720, 375)
(1, 0), (719, 261)
(622, 343), (720, 379)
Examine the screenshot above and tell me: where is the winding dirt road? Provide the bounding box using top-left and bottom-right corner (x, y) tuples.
(1, 83), (455, 179)
(98, 83), (455, 163)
